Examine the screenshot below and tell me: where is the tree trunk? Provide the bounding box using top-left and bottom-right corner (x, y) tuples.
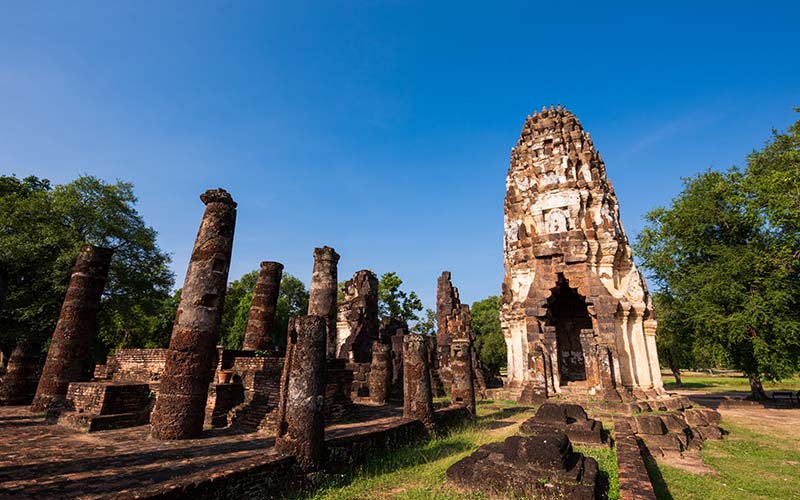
(667, 352), (682, 386)
(672, 368), (682, 386)
(748, 372), (768, 401)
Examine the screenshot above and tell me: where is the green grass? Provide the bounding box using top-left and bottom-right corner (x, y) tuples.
(575, 444), (619, 500)
(662, 372), (800, 393)
(294, 400), (620, 500)
(646, 421), (800, 500)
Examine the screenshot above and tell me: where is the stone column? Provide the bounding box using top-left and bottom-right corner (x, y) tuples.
(643, 319), (664, 392)
(368, 342), (391, 405)
(150, 189), (236, 440)
(275, 315), (326, 471)
(31, 245), (113, 412)
(307, 246), (339, 360)
(0, 339), (41, 405)
(242, 261), (284, 351)
(625, 307), (651, 389)
(449, 339), (476, 417)
(403, 334), (435, 430)
(615, 309), (635, 388)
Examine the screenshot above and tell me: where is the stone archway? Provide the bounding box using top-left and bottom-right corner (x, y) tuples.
(546, 275), (592, 385)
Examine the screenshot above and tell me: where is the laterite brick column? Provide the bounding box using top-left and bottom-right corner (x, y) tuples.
(368, 342), (391, 404)
(307, 246), (339, 360)
(450, 339), (476, 417)
(150, 189), (236, 440)
(0, 339), (41, 405)
(403, 334), (435, 430)
(275, 315), (327, 471)
(241, 261), (283, 351)
(31, 245), (113, 412)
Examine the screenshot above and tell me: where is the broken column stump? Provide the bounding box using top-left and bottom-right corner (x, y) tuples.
(275, 315), (327, 471)
(150, 188), (237, 440)
(403, 334), (435, 431)
(308, 246), (339, 360)
(449, 338), (476, 417)
(368, 342), (391, 405)
(242, 261), (284, 351)
(447, 430), (600, 500)
(31, 245), (113, 412)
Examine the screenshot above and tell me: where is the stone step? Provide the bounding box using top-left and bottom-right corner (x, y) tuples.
(58, 410), (150, 432)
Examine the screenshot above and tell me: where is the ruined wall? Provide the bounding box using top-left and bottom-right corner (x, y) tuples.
(436, 273), (487, 397)
(335, 270), (378, 363)
(501, 106), (663, 400)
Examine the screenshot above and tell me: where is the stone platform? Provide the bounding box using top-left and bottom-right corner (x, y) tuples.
(0, 404), (417, 499)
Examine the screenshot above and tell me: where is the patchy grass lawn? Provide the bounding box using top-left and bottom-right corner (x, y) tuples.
(295, 400), (620, 500)
(647, 420), (800, 500)
(662, 371), (800, 393)
(648, 372), (800, 500)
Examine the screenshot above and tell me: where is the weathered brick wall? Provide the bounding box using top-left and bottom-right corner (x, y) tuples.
(347, 362), (371, 399)
(205, 383), (245, 428)
(67, 382), (153, 415)
(325, 360), (354, 422)
(100, 349), (169, 383)
(230, 357), (282, 396)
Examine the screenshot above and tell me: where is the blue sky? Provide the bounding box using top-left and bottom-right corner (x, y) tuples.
(2, 1), (798, 312)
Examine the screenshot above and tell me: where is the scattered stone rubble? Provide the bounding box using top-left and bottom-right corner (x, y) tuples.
(447, 430), (599, 500)
(520, 402), (605, 445)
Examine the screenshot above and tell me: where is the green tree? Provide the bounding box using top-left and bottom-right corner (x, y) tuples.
(0, 175), (175, 362)
(377, 272), (423, 322)
(470, 296), (506, 379)
(652, 292), (695, 386)
(635, 116), (800, 399)
(410, 308), (436, 335)
(219, 271), (309, 351)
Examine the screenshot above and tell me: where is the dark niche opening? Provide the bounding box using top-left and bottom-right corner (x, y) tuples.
(547, 274), (591, 384)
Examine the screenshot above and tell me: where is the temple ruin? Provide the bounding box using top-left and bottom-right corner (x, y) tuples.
(501, 106), (663, 402)
(335, 269), (379, 362)
(435, 272), (487, 398)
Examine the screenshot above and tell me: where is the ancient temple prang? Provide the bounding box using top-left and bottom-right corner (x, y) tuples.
(500, 106), (664, 402)
(150, 188), (237, 439)
(30, 245), (113, 412)
(241, 261), (283, 352)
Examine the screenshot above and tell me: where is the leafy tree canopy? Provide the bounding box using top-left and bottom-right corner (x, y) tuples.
(470, 296), (506, 377)
(377, 272), (423, 323)
(0, 175), (175, 362)
(635, 114), (800, 399)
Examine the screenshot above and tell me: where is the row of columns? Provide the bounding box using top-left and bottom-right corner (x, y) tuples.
(2, 186), (480, 474)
